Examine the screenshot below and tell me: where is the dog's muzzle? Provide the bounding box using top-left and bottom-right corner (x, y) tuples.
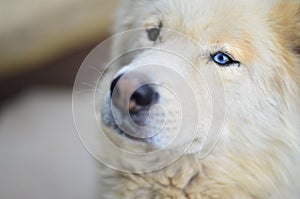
(109, 71), (160, 130)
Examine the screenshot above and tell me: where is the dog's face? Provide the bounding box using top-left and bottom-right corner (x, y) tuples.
(99, 0), (299, 154)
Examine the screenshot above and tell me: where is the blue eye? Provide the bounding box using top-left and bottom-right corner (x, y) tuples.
(212, 52), (239, 66)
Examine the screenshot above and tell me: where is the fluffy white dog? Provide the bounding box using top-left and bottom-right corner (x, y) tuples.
(96, 0), (300, 198)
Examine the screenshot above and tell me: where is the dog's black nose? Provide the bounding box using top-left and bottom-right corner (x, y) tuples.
(110, 73), (159, 113)
(110, 74), (123, 97)
(130, 84), (158, 107)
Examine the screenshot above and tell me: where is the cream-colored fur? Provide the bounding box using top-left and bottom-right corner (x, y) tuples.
(97, 0), (300, 198)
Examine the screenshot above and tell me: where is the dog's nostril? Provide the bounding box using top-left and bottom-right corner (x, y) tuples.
(110, 74), (123, 97)
(130, 84), (158, 107)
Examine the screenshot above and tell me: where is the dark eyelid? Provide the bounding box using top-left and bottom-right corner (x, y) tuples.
(147, 28), (160, 41)
(146, 21), (162, 41)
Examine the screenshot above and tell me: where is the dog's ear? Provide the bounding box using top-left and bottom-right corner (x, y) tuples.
(270, 1), (300, 54)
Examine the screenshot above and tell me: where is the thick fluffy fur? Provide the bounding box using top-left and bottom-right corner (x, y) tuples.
(98, 0), (300, 198)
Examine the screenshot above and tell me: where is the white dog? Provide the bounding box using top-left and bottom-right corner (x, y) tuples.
(96, 0), (300, 198)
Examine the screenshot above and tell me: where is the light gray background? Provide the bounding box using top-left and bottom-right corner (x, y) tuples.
(0, 88), (97, 199)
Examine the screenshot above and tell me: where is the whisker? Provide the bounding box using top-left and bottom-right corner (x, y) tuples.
(81, 82), (98, 89)
(88, 65), (104, 75)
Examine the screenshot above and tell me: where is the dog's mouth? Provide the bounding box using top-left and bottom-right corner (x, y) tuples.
(109, 124), (149, 143)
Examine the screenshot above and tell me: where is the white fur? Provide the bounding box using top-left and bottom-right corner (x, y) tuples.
(97, 0), (300, 198)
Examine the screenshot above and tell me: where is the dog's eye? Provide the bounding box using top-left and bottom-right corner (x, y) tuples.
(146, 23), (162, 42)
(212, 52), (240, 66)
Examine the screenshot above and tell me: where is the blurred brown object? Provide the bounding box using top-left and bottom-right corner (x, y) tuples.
(0, 44), (98, 106)
(0, 0), (119, 78)
(0, 0), (119, 106)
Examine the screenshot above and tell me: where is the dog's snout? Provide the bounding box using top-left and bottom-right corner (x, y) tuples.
(110, 72), (159, 113)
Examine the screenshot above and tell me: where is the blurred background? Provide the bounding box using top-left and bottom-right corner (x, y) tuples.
(0, 0), (119, 198)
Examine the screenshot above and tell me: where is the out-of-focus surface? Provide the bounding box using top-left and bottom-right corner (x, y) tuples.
(0, 0), (120, 198)
(0, 89), (97, 199)
(0, 0), (118, 77)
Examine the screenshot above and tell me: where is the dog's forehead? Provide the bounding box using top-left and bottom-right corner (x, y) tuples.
(154, 0), (262, 63)
(157, 0), (266, 21)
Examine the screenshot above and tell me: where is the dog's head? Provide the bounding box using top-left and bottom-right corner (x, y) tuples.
(99, 0), (300, 156)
